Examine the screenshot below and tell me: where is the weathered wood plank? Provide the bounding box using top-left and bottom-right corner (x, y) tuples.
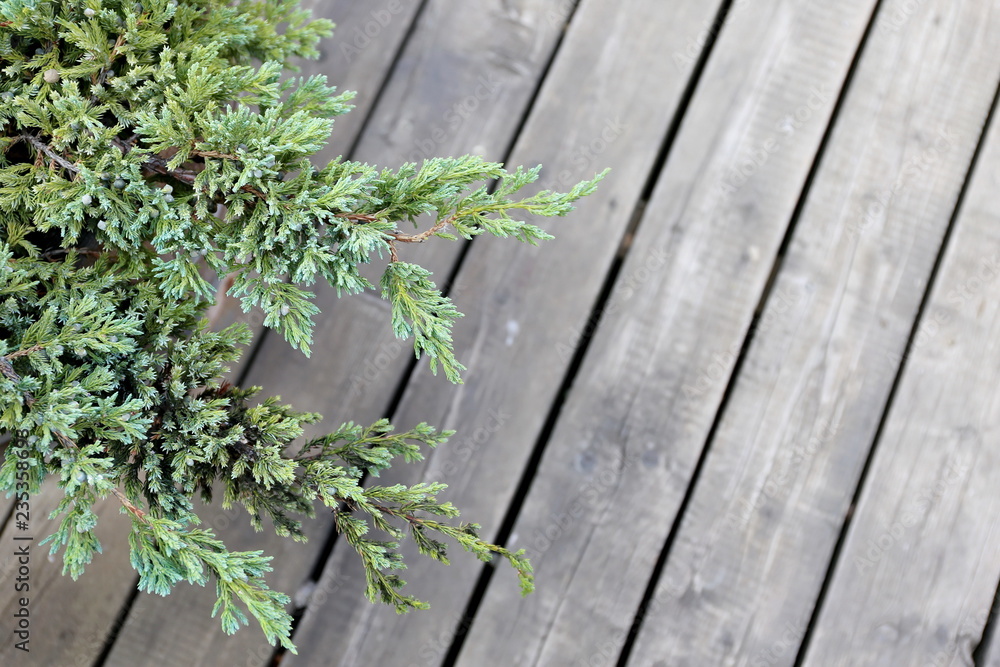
(801, 75), (1000, 667)
(0, 442), (15, 524)
(452, 1), (921, 665)
(281, 0), (731, 664)
(301, 0), (427, 163)
(624, 2), (1000, 665)
(0, 479), (133, 665)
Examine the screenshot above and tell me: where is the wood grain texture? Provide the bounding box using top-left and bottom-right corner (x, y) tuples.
(0, 475), (15, 530)
(300, 0), (426, 163)
(0, 480), (133, 666)
(455, 2), (890, 665)
(9, 0), (1000, 664)
(281, 0), (727, 664)
(626, 2), (1000, 666)
(801, 41), (1000, 666)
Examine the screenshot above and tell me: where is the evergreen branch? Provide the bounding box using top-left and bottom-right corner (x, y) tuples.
(0, 0), (603, 650)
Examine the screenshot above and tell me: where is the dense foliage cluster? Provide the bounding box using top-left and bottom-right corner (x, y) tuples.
(0, 0), (602, 650)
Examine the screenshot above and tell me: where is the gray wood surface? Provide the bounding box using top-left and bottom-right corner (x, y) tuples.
(626, 1), (1000, 665)
(802, 50), (1000, 666)
(0, 480), (134, 665)
(7, 1), (1000, 665)
(281, 0), (727, 664)
(455, 1), (894, 665)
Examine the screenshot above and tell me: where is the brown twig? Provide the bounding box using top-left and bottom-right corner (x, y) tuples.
(387, 216), (452, 244)
(191, 149), (238, 160)
(90, 34), (125, 101)
(111, 138), (199, 184)
(5, 344), (44, 360)
(22, 134), (79, 173)
(111, 487), (149, 523)
(335, 213), (378, 222)
(40, 247), (105, 262)
(385, 209), (471, 250)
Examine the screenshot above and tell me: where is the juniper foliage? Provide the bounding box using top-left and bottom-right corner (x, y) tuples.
(0, 0), (604, 650)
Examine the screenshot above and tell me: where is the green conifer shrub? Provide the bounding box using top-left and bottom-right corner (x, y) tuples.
(0, 0), (604, 651)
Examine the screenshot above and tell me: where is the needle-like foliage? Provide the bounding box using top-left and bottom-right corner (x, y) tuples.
(0, 0), (604, 651)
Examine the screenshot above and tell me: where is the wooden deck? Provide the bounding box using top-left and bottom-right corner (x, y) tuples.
(5, 0), (1000, 665)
